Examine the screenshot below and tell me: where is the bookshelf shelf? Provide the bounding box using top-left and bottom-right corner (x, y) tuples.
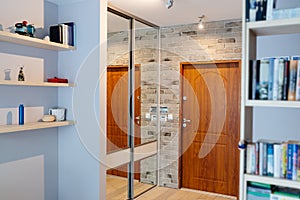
(0, 121), (75, 134)
(0, 81), (75, 87)
(245, 100), (300, 108)
(247, 17), (300, 36)
(0, 31), (75, 51)
(244, 174), (300, 189)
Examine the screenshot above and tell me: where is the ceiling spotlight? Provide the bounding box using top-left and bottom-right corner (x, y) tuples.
(198, 15), (205, 29)
(166, 0), (174, 9)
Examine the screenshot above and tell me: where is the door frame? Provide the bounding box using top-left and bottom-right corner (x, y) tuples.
(178, 60), (241, 189)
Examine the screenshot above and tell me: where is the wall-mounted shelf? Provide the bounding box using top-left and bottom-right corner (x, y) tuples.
(0, 81), (75, 87)
(0, 121), (75, 134)
(0, 31), (75, 51)
(247, 17), (300, 36)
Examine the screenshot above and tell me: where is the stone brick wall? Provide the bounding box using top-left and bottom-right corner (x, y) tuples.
(107, 19), (242, 188)
(159, 19), (242, 188)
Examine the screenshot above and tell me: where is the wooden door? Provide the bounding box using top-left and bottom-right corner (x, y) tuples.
(181, 61), (240, 197)
(107, 65), (141, 179)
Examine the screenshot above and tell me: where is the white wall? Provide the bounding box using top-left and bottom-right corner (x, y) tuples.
(57, 0), (105, 199)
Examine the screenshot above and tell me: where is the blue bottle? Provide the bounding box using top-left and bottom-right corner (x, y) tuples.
(19, 104), (24, 125)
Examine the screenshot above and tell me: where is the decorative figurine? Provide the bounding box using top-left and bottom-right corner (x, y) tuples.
(18, 66), (25, 81)
(15, 21), (35, 37)
(4, 69), (11, 80)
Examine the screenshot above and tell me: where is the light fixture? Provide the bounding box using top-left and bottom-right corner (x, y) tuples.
(198, 15), (205, 29)
(166, 0), (174, 9)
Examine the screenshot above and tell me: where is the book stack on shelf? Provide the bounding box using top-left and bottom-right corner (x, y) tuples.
(246, 0), (273, 22)
(49, 22), (75, 46)
(249, 56), (300, 101)
(247, 182), (300, 200)
(246, 140), (300, 181)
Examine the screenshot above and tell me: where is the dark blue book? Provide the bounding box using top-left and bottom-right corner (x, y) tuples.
(287, 143), (294, 180)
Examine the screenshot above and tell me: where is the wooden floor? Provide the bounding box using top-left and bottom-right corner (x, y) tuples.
(107, 175), (236, 200)
(137, 187), (237, 200)
(106, 175), (154, 200)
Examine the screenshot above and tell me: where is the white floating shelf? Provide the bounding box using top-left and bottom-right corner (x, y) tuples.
(247, 17), (300, 36)
(0, 121), (75, 134)
(0, 81), (75, 87)
(246, 100), (300, 108)
(0, 31), (75, 51)
(244, 174), (300, 189)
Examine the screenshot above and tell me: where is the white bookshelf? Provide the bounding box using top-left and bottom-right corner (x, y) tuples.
(0, 121), (75, 134)
(240, 2), (300, 200)
(0, 31), (75, 51)
(0, 81), (75, 87)
(246, 100), (300, 108)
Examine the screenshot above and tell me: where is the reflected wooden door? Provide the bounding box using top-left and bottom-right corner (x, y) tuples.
(181, 61), (240, 197)
(107, 65), (141, 179)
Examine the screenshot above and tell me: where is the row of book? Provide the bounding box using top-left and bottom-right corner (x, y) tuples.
(247, 182), (300, 200)
(245, 0), (276, 22)
(49, 22), (75, 46)
(249, 56), (300, 101)
(246, 140), (300, 181)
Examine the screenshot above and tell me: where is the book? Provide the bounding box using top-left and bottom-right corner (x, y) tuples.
(262, 0), (267, 20)
(286, 141), (299, 180)
(268, 58), (274, 100)
(255, 142), (260, 175)
(272, 58), (279, 100)
(278, 58), (285, 100)
(280, 142), (287, 179)
(246, 0), (250, 22)
(282, 60), (290, 100)
(273, 143), (281, 178)
(295, 61), (300, 100)
(247, 143), (256, 174)
(259, 141), (264, 176)
(247, 182), (271, 200)
(249, 0), (257, 21)
(259, 59), (269, 100)
(267, 143), (274, 176)
(61, 24), (69, 45)
(63, 22), (75, 46)
(50, 25), (63, 44)
(288, 60), (298, 101)
(256, 0), (264, 21)
(266, 0), (275, 20)
(249, 60), (260, 100)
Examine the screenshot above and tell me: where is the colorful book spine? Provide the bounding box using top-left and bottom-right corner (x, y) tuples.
(263, 143), (268, 176)
(287, 143), (293, 180)
(292, 144), (298, 180)
(267, 143), (274, 176)
(280, 143), (287, 179)
(295, 61), (300, 100)
(259, 142), (264, 176)
(288, 60), (298, 101)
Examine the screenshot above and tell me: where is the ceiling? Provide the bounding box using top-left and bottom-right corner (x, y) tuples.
(108, 0), (242, 27)
(47, 0), (242, 28)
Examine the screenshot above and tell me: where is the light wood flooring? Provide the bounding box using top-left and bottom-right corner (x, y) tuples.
(137, 187), (237, 200)
(107, 175), (236, 200)
(106, 175), (154, 200)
